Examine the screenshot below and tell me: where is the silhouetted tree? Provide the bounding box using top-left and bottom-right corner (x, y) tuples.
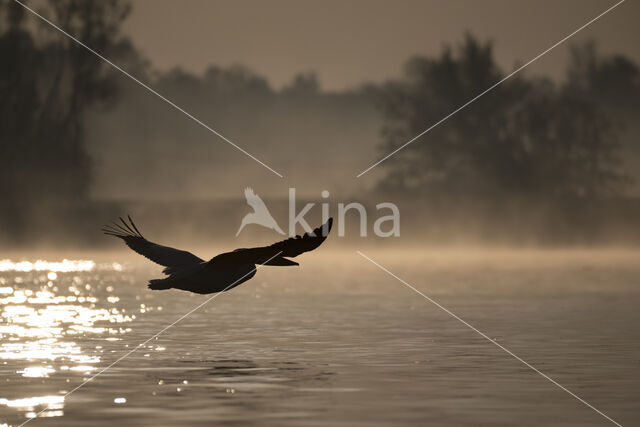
(0, 0), (132, 206)
(567, 42), (640, 112)
(0, 0), (134, 242)
(377, 34), (627, 201)
(283, 72), (321, 96)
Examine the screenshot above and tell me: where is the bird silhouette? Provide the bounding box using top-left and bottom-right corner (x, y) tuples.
(236, 187), (285, 236)
(103, 216), (333, 294)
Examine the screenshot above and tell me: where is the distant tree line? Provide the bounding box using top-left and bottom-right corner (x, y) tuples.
(1, 0), (640, 245)
(377, 34), (640, 202)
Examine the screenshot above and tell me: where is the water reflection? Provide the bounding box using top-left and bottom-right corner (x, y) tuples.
(0, 259), (133, 421)
(0, 259), (97, 273)
(0, 395), (65, 419)
(170, 359), (334, 394)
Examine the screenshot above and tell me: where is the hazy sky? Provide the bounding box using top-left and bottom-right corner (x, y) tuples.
(124, 0), (640, 91)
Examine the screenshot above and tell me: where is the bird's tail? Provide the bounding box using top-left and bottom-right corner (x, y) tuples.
(148, 279), (172, 291)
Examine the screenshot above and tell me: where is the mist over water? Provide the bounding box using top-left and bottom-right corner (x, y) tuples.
(2, 1), (640, 248)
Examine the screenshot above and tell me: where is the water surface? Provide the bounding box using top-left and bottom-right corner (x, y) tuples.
(1, 250), (639, 426)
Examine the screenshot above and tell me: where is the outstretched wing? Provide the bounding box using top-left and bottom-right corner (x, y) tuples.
(244, 187), (269, 215)
(103, 216), (204, 271)
(208, 218), (333, 268)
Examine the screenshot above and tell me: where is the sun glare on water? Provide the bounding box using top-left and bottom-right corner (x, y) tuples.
(0, 259), (96, 273)
(0, 259), (133, 420)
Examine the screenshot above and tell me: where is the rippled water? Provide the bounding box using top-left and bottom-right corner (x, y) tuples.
(1, 250), (639, 426)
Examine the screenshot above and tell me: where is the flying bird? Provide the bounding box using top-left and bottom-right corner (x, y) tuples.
(236, 187), (285, 236)
(103, 216), (333, 294)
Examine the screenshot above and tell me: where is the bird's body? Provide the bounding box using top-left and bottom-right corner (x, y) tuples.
(148, 260), (257, 294)
(103, 216), (332, 294)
